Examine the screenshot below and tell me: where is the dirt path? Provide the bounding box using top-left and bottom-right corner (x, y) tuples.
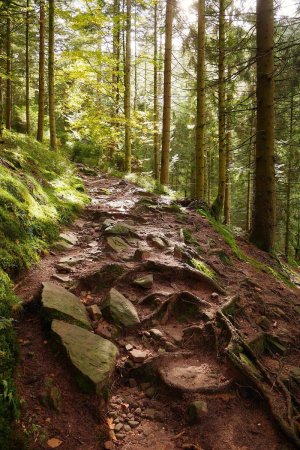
(14, 171), (300, 450)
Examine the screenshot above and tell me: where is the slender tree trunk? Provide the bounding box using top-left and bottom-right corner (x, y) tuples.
(250, 0), (276, 252)
(153, 0), (159, 180)
(160, 0), (174, 187)
(5, 16), (12, 130)
(25, 0), (30, 134)
(285, 91), (294, 257)
(48, 0), (57, 149)
(113, 0), (121, 119)
(195, 0), (206, 200)
(124, 0), (132, 172)
(0, 38), (3, 139)
(224, 68), (233, 225)
(37, 0), (45, 142)
(211, 0), (226, 219)
(134, 2), (138, 112)
(207, 146), (212, 205)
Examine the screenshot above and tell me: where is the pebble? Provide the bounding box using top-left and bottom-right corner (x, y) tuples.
(125, 344), (134, 351)
(128, 420), (140, 428)
(114, 423), (123, 432)
(135, 407), (142, 415)
(129, 349), (148, 363)
(115, 434), (125, 440)
(124, 425), (131, 432)
(149, 328), (164, 339)
(109, 412), (118, 419)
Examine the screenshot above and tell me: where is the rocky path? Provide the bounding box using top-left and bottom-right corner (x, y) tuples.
(14, 171), (300, 450)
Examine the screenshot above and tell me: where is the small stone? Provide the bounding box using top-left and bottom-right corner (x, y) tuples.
(258, 316), (272, 331)
(149, 328), (163, 339)
(150, 236), (166, 249)
(133, 274), (154, 289)
(59, 232), (78, 246)
(114, 423), (124, 432)
(113, 418), (119, 424)
(51, 274), (71, 283)
(109, 412), (118, 419)
(128, 420), (140, 428)
(47, 438), (63, 448)
(115, 434), (125, 440)
(55, 263), (73, 273)
(86, 304), (102, 321)
(133, 248), (150, 261)
(211, 292), (219, 299)
(129, 349), (147, 363)
(165, 341), (178, 352)
(134, 408), (142, 415)
(124, 425), (131, 432)
(145, 386), (155, 398)
(125, 344), (134, 351)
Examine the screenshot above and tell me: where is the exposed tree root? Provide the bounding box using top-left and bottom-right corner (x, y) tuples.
(216, 297), (300, 447)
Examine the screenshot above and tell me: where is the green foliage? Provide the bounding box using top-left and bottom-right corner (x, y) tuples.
(191, 258), (215, 280)
(0, 131), (88, 447)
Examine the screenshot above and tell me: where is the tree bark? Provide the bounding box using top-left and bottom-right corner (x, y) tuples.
(195, 0), (206, 200)
(113, 0), (120, 118)
(250, 0), (276, 252)
(48, 0), (57, 149)
(160, 0), (174, 187)
(0, 37), (3, 139)
(5, 16), (12, 130)
(211, 0), (226, 219)
(37, 0), (45, 142)
(153, 0), (159, 180)
(124, 0), (132, 172)
(25, 0), (30, 134)
(224, 68), (232, 225)
(284, 91), (294, 257)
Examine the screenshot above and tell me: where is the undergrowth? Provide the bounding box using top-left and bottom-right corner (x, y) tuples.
(0, 131), (88, 447)
(197, 208), (295, 288)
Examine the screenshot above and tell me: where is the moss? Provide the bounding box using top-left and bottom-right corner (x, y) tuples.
(191, 258), (215, 280)
(0, 131), (89, 447)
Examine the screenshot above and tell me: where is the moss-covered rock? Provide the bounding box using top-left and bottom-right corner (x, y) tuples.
(51, 320), (118, 396)
(101, 288), (140, 327)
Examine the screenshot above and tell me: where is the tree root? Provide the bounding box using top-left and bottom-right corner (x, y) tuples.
(216, 297), (300, 446)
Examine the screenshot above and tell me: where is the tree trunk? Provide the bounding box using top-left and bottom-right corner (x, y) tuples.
(284, 91), (294, 257)
(250, 0), (276, 252)
(0, 38), (3, 139)
(124, 0), (132, 172)
(113, 0), (120, 118)
(25, 0), (30, 134)
(224, 68), (233, 225)
(211, 0), (226, 219)
(48, 0), (57, 149)
(195, 0), (206, 200)
(37, 0), (45, 142)
(160, 0), (174, 187)
(153, 0), (159, 180)
(5, 16), (12, 130)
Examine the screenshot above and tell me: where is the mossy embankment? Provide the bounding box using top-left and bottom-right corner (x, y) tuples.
(0, 131), (88, 448)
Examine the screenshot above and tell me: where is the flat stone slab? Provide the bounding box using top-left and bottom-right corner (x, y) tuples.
(107, 236), (129, 253)
(59, 232), (78, 246)
(101, 288), (140, 327)
(52, 320), (118, 395)
(41, 282), (90, 329)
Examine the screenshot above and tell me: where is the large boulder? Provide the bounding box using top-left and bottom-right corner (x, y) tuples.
(52, 320), (118, 396)
(101, 288), (140, 327)
(41, 282), (90, 329)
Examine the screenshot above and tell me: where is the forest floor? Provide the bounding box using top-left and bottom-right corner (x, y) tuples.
(14, 170), (300, 450)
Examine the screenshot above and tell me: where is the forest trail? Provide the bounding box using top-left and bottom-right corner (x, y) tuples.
(14, 170), (300, 450)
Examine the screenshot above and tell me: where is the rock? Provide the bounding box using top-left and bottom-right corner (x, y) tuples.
(128, 420), (140, 428)
(211, 292), (219, 300)
(53, 240), (73, 251)
(124, 424), (131, 432)
(41, 282), (90, 329)
(59, 256), (84, 266)
(115, 434), (125, 440)
(39, 378), (62, 411)
(107, 236), (129, 253)
(142, 408), (164, 421)
(47, 438), (63, 448)
(149, 328), (164, 339)
(133, 248), (151, 261)
(51, 320), (118, 396)
(150, 236), (166, 249)
(114, 423), (124, 432)
(291, 367), (300, 383)
(187, 400), (208, 424)
(101, 288), (140, 327)
(59, 232), (78, 246)
(145, 386), (156, 398)
(104, 441), (114, 450)
(103, 219), (115, 229)
(165, 341), (178, 352)
(134, 407), (142, 415)
(87, 304), (102, 321)
(129, 349), (147, 363)
(105, 222), (136, 236)
(51, 274), (71, 283)
(134, 274), (154, 289)
(125, 344), (134, 351)
(55, 263), (73, 273)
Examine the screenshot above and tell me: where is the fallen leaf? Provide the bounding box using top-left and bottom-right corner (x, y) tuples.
(47, 438), (63, 448)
